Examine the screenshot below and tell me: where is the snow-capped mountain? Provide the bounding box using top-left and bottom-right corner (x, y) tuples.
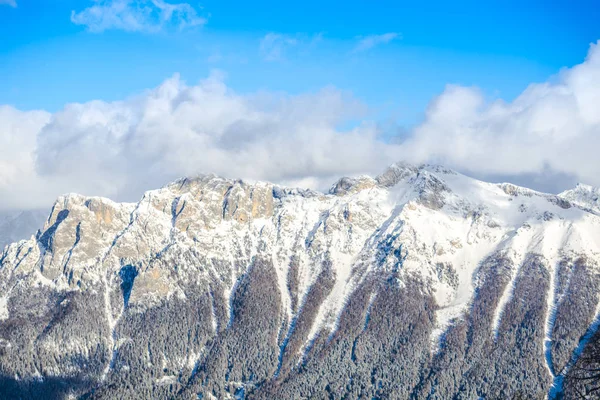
(559, 183), (600, 213)
(1, 163), (599, 399)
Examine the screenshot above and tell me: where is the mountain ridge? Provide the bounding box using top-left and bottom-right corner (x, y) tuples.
(1, 162), (600, 399)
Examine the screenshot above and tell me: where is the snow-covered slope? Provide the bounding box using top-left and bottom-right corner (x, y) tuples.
(1, 163), (599, 399)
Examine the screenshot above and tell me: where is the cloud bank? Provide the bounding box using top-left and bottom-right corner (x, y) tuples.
(1, 41), (599, 211)
(71, 0), (206, 33)
(0, 72), (395, 210)
(400, 41), (600, 189)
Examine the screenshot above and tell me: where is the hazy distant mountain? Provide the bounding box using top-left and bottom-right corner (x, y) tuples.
(1, 163), (599, 399)
(0, 209), (48, 250)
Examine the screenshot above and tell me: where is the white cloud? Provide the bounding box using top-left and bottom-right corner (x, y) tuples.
(353, 32), (400, 53)
(2, 41), (600, 211)
(397, 40), (600, 190)
(0, 0), (17, 7)
(259, 32), (322, 61)
(0, 72), (398, 211)
(260, 33), (300, 61)
(71, 0), (206, 33)
(0, 106), (51, 210)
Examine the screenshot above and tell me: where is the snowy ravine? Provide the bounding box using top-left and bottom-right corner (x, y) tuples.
(1, 162), (600, 399)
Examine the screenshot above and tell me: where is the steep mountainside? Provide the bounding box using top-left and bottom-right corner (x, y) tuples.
(1, 163), (600, 399)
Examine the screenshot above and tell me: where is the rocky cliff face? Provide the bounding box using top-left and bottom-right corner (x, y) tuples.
(1, 163), (600, 399)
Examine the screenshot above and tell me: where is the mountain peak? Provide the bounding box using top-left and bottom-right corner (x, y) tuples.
(558, 182), (600, 212)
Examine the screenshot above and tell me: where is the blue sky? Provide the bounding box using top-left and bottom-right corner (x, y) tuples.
(1, 0), (599, 126)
